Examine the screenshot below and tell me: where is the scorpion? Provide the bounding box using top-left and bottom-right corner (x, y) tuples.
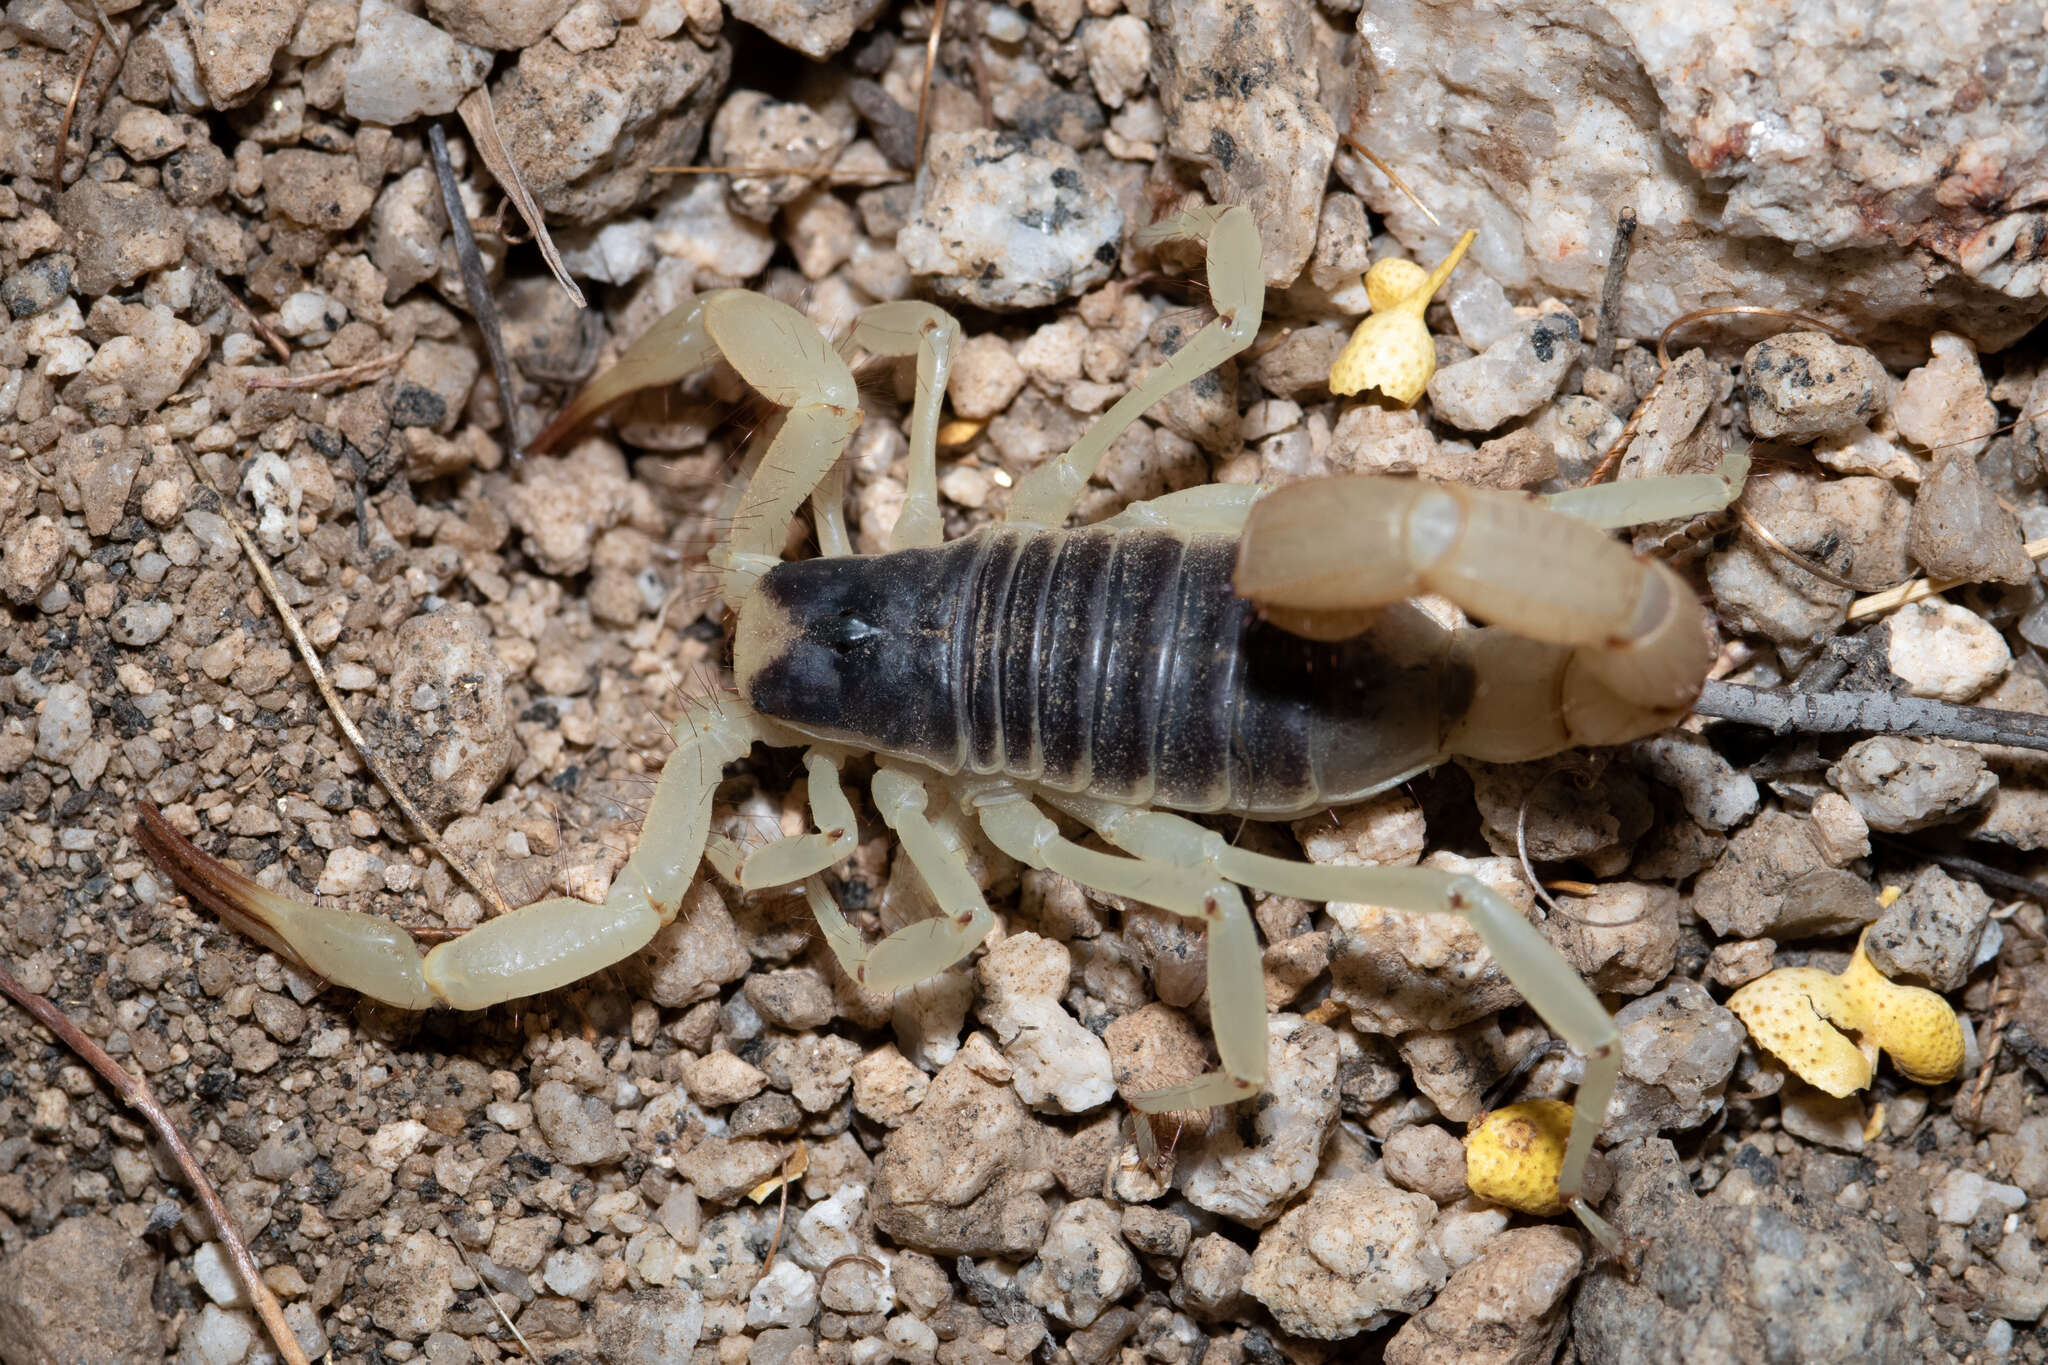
(138, 204), (1750, 1248)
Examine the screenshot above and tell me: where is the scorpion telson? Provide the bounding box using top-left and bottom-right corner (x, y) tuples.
(140, 204), (1749, 1248)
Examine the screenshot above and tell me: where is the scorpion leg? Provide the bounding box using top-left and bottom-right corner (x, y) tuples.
(839, 302), (962, 551)
(1008, 204), (1264, 528)
(797, 766), (996, 991)
(140, 693), (763, 1009)
(1542, 443), (1750, 528)
(974, 790), (1265, 1111)
(735, 749), (861, 890)
(1046, 796), (1620, 1248)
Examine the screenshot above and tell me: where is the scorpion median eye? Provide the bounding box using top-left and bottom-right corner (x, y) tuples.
(816, 612), (879, 650)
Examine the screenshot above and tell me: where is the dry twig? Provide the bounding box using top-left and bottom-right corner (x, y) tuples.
(175, 452), (513, 917)
(1337, 133), (1441, 228)
(1592, 207), (1636, 372)
(0, 963), (311, 1365)
(49, 24), (104, 184)
(429, 120), (527, 459)
(239, 351), (405, 392)
(1693, 678), (2048, 754)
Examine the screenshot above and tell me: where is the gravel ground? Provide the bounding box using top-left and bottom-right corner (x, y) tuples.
(3, 1), (2048, 1363)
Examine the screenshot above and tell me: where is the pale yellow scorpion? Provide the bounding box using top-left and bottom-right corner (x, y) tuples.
(140, 205), (1747, 1245)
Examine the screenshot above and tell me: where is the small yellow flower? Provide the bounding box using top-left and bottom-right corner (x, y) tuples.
(1725, 930), (1964, 1098)
(1327, 228), (1478, 405)
(1464, 1098), (1574, 1217)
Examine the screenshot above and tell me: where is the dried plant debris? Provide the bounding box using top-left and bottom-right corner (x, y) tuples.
(5, 1), (2048, 1362)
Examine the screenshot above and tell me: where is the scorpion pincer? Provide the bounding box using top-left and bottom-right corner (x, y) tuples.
(138, 204), (1747, 1247)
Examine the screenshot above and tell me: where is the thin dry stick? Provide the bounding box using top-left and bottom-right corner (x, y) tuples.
(240, 351), (404, 392)
(48, 24), (104, 183)
(225, 283), (292, 362)
(1847, 537), (2048, 621)
(1731, 503), (1872, 593)
(1337, 133), (1442, 227)
(428, 120), (527, 459)
(912, 0), (951, 172)
(457, 88), (585, 310)
(177, 452), (514, 917)
(451, 1241), (541, 1362)
(1592, 207), (1636, 373)
(0, 963), (311, 1365)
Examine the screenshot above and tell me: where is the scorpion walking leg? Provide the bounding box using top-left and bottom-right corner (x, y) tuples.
(1052, 797), (1621, 1247)
(974, 791), (1265, 1111)
(1008, 204), (1264, 528)
(140, 694), (763, 1010)
(799, 766), (996, 991)
(839, 301), (962, 551)
(735, 748), (861, 889)
(1542, 443), (1750, 528)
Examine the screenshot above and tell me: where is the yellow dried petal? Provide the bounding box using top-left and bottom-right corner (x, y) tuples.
(1363, 257), (1429, 313)
(1726, 969), (1873, 1098)
(1464, 1099), (1573, 1217)
(1327, 228), (1479, 405)
(1727, 931), (1964, 1097)
(1328, 313), (1435, 404)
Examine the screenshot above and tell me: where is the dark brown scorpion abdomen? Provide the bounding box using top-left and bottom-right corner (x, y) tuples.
(736, 526), (1472, 817)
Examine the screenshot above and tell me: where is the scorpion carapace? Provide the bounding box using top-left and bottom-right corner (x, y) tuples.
(739, 525), (1467, 816)
(139, 203), (1747, 1249)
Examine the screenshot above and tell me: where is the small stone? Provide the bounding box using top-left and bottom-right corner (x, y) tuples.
(1244, 1176), (1447, 1339)
(33, 680), (92, 763)
(709, 91), (855, 222)
(1780, 1084), (1867, 1153)
(543, 1245), (603, 1301)
(1174, 1234), (1251, 1320)
(263, 148), (376, 231)
(1382, 1124), (1468, 1205)
(1634, 731), (1760, 831)
(426, 0), (574, 47)
(183, 1304), (255, 1365)
(976, 933), (1115, 1114)
(1706, 938), (1777, 989)
(485, 28), (731, 226)
(947, 333), (1027, 421)
(746, 1259), (821, 1329)
(79, 303), (206, 414)
(1893, 331), (1999, 459)
(685, 1051), (768, 1107)
(531, 1079), (628, 1166)
(1827, 736), (1996, 833)
(1742, 332), (1891, 441)
(371, 1231), (458, 1337)
(56, 181), (185, 296)
(1295, 789), (1426, 867)
(726, 0), (886, 58)
(1180, 1017), (1339, 1225)
(1019, 1199), (1140, 1328)
(1808, 793), (1871, 866)
(113, 109), (187, 161)
(596, 1286), (706, 1364)
(870, 1055), (1052, 1258)
(745, 968), (835, 1031)
(1593, 979), (1744, 1144)
(1082, 15), (1150, 108)
(2, 252), (72, 318)
(1864, 864), (1997, 992)
(1385, 1225), (1582, 1365)
(1427, 311), (1582, 432)
(1907, 451), (2035, 585)
(631, 883), (752, 1006)
(673, 1137), (785, 1204)
(1544, 881), (1679, 997)
(1692, 810), (1880, 940)
(851, 1045), (928, 1128)
(1152, 0), (1335, 285)
(0, 1215), (162, 1364)
(3, 516), (67, 605)
(188, 0), (306, 106)
(1930, 1170), (2026, 1226)
(900, 130), (1122, 311)
(1119, 1205), (1191, 1259)
(1886, 598), (2009, 702)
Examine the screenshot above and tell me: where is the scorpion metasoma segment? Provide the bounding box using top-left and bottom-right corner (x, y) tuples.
(139, 204), (1748, 1247)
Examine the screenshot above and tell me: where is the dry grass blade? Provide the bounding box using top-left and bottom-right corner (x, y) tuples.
(226, 282), (292, 362)
(48, 24), (104, 184)
(429, 120), (527, 459)
(176, 450), (514, 918)
(1337, 133), (1441, 228)
(452, 1241), (542, 1362)
(458, 88), (586, 310)
(913, 0), (951, 172)
(652, 163), (909, 185)
(0, 962), (312, 1365)
(239, 351), (405, 391)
